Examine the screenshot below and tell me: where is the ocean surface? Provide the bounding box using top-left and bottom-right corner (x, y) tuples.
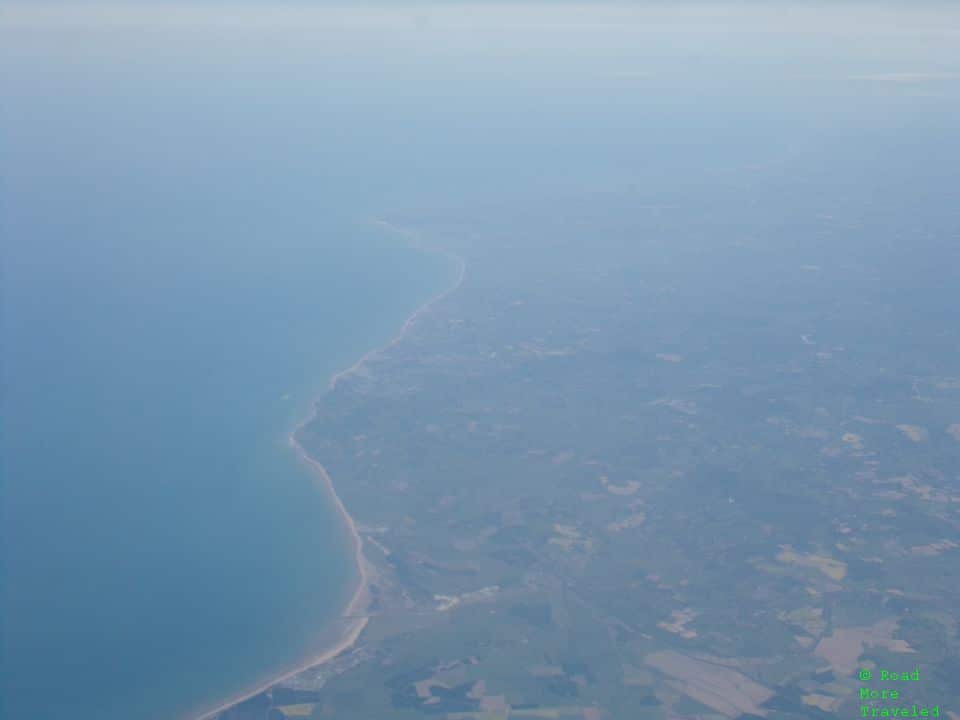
(1, 16), (454, 720)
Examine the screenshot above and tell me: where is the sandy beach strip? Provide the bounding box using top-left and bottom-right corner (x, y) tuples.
(189, 223), (465, 720)
(190, 438), (370, 720)
(193, 607), (368, 720)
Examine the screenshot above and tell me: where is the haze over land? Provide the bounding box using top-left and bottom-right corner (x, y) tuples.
(3, 2), (959, 719)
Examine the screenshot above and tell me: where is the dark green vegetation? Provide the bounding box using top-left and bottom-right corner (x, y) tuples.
(253, 169), (960, 719)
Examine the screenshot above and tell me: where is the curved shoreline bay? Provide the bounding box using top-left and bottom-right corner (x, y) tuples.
(194, 226), (465, 720)
(4, 198), (452, 720)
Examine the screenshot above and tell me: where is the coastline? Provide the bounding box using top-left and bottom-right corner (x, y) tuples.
(190, 221), (466, 720)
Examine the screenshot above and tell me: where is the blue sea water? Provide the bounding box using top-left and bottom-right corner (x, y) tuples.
(3, 217), (449, 720)
(1, 17), (454, 720)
